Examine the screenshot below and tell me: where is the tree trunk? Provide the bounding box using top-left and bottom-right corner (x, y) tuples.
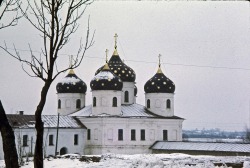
(0, 101), (19, 168)
(34, 115), (44, 168)
(34, 82), (51, 168)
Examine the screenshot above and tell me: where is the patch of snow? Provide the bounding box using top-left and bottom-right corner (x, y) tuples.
(0, 160), (5, 168)
(1, 153), (249, 168)
(244, 161), (250, 168)
(93, 71), (115, 80)
(60, 77), (81, 84)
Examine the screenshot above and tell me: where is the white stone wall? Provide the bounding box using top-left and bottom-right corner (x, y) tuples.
(145, 93), (174, 117)
(78, 117), (183, 155)
(0, 127), (85, 160)
(92, 90), (122, 116)
(57, 93), (86, 115)
(121, 82), (135, 105)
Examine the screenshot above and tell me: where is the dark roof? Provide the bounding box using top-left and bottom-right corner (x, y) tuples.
(144, 70), (175, 93)
(7, 114), (86, 129)
(95, 53), (136, 82)
(70, 103), (184, 120)
(56, 69), (87, 94)
(150, 141), (250, 153)
(90, 67), (123, 91)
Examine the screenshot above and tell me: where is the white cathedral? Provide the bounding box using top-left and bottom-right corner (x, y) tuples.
(56, 34), (184, 154)
(3, 35), (250, 160)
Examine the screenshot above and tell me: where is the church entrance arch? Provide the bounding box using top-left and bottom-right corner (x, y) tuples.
(60, 147), (68, 155)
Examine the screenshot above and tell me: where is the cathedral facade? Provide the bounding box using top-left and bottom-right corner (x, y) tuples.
(56, 34), (184, 154)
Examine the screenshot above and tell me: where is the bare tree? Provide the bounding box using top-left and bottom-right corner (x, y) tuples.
(0, 0), (22, 29)
(0, 1), (22, 167)
(0, 0), (94, 167)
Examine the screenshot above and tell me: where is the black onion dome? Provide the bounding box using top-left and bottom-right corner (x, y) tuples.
(56, 69), (87, 93)
(134, 85), (138, 96)
(144, 67), (175, 93)
(95, 50), (136, 82)
(90, 63), (123, 91)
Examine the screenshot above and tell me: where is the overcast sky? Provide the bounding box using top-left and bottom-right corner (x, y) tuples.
(0, 1), (249, 131)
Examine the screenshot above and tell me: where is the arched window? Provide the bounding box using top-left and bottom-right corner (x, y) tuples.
(58, 99), (61, 109)
(167, 99), (171, 109)
(76, 99), (81, 109)
(93, 97), (96, 107)
(147, 99), (150, 108)
(113, 97), (117, 107)
(125, 91), (129, 102)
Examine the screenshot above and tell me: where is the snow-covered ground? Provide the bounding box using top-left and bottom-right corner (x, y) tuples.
(1, 153), (250, 168)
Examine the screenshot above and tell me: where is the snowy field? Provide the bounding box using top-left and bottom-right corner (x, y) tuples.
(1, 153), (250, 168)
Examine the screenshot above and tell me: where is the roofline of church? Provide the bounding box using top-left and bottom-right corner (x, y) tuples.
(76, 115), (184, 120)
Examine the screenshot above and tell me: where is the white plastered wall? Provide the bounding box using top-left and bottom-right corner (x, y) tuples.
(79, 117), (183, 155)
(57, 93), (86, 115)
(0, 127), (86, 160)
(91, 90), (122, 116)
(145, 93), (174, 117)
(121, 82), (135, 105)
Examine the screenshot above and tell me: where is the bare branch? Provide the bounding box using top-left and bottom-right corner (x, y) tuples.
(0, 0), (23, 29)
(2, 0), (94, 83)
(52, 16), (95, 81)
(1, 1), (94, 166)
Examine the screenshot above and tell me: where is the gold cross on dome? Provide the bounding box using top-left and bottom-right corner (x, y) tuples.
(158, 54), (162, 67)
(69, 55), (73, 68)
(157, 54), (163, 74)
(105, 49), (109, 63)
(114, 33), (118, 49)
